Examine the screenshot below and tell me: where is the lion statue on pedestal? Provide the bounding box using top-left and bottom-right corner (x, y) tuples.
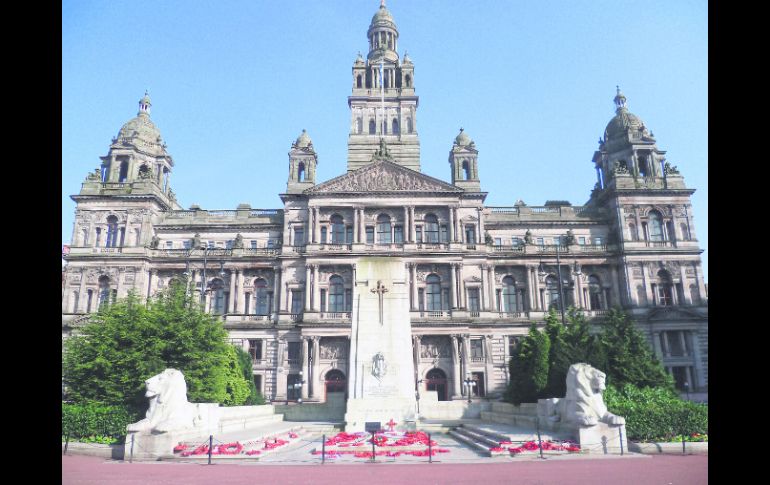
(541, 363), (625, 427)
(127, 369), (199, 434)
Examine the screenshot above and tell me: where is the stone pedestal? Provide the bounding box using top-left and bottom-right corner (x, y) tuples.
(344, 257), (416, 431)
(577, 422), (629, 454)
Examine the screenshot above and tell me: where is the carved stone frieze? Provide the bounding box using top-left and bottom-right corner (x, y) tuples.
(306, 160), (461, 194)
(320, 337), (348, 360)
(420, 336), (451, 358)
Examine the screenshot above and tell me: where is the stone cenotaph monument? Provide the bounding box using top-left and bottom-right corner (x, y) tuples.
(344, 257), (416, 431)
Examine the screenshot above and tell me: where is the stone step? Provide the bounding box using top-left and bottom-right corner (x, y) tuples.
(448, 430), (492, 457)
(481, 410), (538, 428)
(462, 424), (513, 443)
(453, 427), (500, 448)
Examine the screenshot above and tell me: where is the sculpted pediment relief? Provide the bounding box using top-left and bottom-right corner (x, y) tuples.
(305, 160), (462, 194)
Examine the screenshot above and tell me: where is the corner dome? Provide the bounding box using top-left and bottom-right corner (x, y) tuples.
(603, 87), (653, 142)
(371, 3), (396, 28)
(454, 128), (473, 147)
(293, 129), (313, 149)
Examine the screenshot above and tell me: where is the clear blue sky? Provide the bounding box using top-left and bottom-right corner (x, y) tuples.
(62, 0), (707, 281)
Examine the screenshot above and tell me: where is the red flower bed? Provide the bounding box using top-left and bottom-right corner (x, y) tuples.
(173, 443), (188, 453)
(508, 440), (581, 454)
(214, 442), (243, 455)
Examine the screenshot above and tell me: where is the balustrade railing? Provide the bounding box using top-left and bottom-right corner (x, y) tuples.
(292, 246), (307, 254)
(489, 207), (520, 214)
(498, 312), (523, 318)
(92, 247), (123, 254)
(420, 311), (451, 318)
(290, 313), (303, 322)
(320, 312), (351, 320)
(491, 245), (525, 253)
(417, 243), (449, 250)
(286, 358), (301, 366)
(530, 207), (560, 213)
(469, 311), (480, 318)
(207, 210), (237, 217)
(318, 244), (352, 251)
(470, 357), (485, 363)
(242, 247), (279, 255)
(646, 240), (673, 248)
(250, 209), (280, 217)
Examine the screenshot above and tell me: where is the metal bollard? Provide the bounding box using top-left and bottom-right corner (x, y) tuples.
(64, 433), (70, 455)
(322, 434), (326, 465)
(208, 435), (213, 465)
(129, 434), (135, 463)
(682, 433), (686, 455)
(428, 432), (432, 463)
(619, 427), (624, 455)
(371, 434), (376, 462)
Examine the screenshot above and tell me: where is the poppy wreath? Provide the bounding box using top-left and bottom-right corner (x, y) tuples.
(288, 432), (299, 439)
(370, 434), (388, 447)
(263, 439), (289, 450)
(216, 442), (244, 455)
(180, 444), (209, 457)
(173, 443), (188, 453)
(245, 450), (261, 456)
(508, 440), (581, 454)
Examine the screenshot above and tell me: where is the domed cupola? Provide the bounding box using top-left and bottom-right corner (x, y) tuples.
(453, 127), (475, 148)
(293, 129), (313, 150)
(367, 1), (399, 63)
(287, 129), (318, 193)
(449, 128), (481, 191)
(603, 86), (655, 150)
(114, 91), (168, 157)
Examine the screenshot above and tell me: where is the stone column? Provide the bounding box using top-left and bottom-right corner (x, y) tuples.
(409, 206), (416, 242)
(275, 338), (287, 400)
(412, 335), (421, 391)
(477, 208), (485, 243)
(487, 265), (495, 311)
(610, 265), (621, 307)
(353, 208), (359, 243)
(301, 337), (310, 400)
(457, 263), (465, 308)
(451, 334), (462, 399)
(403, 206), (409, 243)
(450, 263), (457, 309)
(228, 269), (237, 313)
(359, 208), (366, 243)
(461, 334), (471, 395)
(693, 262), (707, 304)
(679, 264), (691, 305)
(273, 268), (282, 316)
(236, 270), (245, 313)
(641, 264), (654, 306)
(313, 264), (321, 311)
(448, 207), (455, 243)
(651, 331), (663, 359)
(305, 265), (312, 311)
(307, 207), (313, 244)
(574, 271), (584, 308)
(410, 263), (418, 311)
(480, 264), (488, 310)
(77, 268), (87, 311)
(115, 268), (123, 299)
(454, 208), (461, 242)
(311, 337), (321, 399)
(314, 207), (320, 244)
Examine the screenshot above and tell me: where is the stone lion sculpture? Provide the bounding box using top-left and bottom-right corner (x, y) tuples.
(127, 369), (199, 434)
(564, 363), (625, 427)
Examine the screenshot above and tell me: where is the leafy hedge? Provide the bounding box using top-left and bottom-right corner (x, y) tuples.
(62, 402), (139, 444)
(603, 385), (708, 442)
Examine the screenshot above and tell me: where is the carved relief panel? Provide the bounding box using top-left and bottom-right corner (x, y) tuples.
(320, 337), (348, 360)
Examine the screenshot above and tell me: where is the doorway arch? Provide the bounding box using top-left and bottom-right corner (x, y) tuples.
(425, 368), (448, 401)
(324, 369), (346, 399)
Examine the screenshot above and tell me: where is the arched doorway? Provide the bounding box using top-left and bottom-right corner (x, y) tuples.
(425, 368), (448, 401)
(325, 369), (346, 399)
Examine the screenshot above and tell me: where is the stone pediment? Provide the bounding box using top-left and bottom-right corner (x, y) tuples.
(305, 160), (463, 194)
(646, 306), (703, 322)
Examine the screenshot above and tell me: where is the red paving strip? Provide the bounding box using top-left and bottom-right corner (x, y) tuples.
(62, 454), (707, 485)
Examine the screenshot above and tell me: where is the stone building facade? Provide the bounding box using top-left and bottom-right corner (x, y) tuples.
(62, 3), (708, 403)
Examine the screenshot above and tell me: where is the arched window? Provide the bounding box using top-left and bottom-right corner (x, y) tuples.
(98, 276), (111, 309)
(118, 161), (129, 183)
(330, 215), (345, 244)
(407, 117), (413, 133)
(356, 117), (363, 134)
(424, 214), (439, 243)
(405, 74), (411, 87)
(369, 119), (376, 135)
(297, 162), (305, 182)
(648, 211), (664, 241)
(462, 160), (471, 180)
(426, 274), (442, 311)
(628, 222), (638, 241)
(588, 275), (603, 310)
(356, 75), (362, 88)
(138, 165), (150, 178)
(325, 369), (346, 394)
(377, 214), (392, 244)
(162, 167), (170, 191)
(105, 216), (119, 248)
(546, 275), (561, 311)
(210, 278), (226, 315)
(655, 270), (673, 306)
(329, 275), (345, 312)
(425, 368), (448, 401)
(638, 156), (649, 177)
(255, 278), (269, 315)
(392, 118), (399, 135)
(502, 276), (517, 312)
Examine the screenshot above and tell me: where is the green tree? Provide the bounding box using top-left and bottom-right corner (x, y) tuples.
(542, 308), (571, 398)
(598, 308), (673, 390)
(234, 345), (266, 405)
(507, 323), (551, 405)
(62, 282), (254, 414)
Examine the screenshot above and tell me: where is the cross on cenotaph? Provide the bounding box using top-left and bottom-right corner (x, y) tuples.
(386, 418), (397, 432)
(370, 280), (389, 326)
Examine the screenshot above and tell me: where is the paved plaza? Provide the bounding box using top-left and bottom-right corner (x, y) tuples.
(62, 452), (707, 485)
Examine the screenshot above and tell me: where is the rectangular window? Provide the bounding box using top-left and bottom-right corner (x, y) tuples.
(465, 225), (475, 243)
(512, 237), (521, 247)
(594, 237), (603, 246)
(294, 228), (305, 246)
(440, 225), (448, 243)
(287, 342), (301, 362)
(291, 290), (304, 314)
(346, 226), (353, 244)
(508, 336), (519, 357)
(253, 375), (262, 394)
(366, 226), (374, 244)
(183, 240), (191, 250)
(166, 241), (173, 249)
(670, 366), (691, 391)
(320, 289), (327, 312)
(345, 289), (352, 311)
(494, 237), (502, 246)
(207, 241), (215, 249)
(248, 339), (263, 361)
(226, 240), (233, 249)
(394, 225), (404, 243)
(470, 339), (484, 359)
(537, 237), (544, 246)
(468, 288), (480, 312)
(251, 240), (258, 249)
(416, 226), (423, 243)
(321, 227), (327, 243)
(442, 288), (450, 311)
(287, 374), (302, 400)
(267, 239), (275, 249)
(578, 236), (586, 245)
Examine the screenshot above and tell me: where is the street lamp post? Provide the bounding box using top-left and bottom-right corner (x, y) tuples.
(554, 242), (567, 325)
(291, 370), (306, 404)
